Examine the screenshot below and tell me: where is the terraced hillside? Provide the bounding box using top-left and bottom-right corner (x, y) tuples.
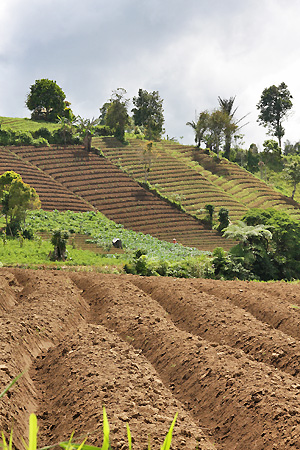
(7, 145), (234, 251)
(174, 143), (300, 220)
(94, 137), (300, 221)
(0, 147), (93, 212)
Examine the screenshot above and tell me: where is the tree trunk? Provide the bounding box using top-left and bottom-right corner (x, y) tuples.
(292, 182), (297, 200)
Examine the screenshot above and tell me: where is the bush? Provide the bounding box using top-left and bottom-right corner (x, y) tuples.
(32, 127), (53, 141)
(50, 229), (69, 261)
(33, 137), (50, 147)
(212, 247), (254, 280)
(14, 131), (34, 146)
(0, 129), (15, 146)
(217, 207), (230, 232)
(124, 250), (213, 278)
(94, 125), (113, 136)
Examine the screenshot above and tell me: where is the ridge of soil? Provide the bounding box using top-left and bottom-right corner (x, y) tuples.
(0, 268), (300, 449)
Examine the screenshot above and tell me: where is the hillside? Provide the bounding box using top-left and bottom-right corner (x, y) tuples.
(2, 145), (234, 251)
(93, 136), (300, 221)
(2, 116), (300, 252)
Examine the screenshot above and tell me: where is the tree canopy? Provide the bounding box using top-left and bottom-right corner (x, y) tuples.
(0, 171), (41, 235)
(257, 82), (293, 148)
(132, 89), (165, 140)
(26, 79), (71, 122)
(104, 88), (129, 142)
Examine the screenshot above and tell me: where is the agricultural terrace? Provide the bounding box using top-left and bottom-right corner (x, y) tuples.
(176, 144), (300, 220)
(7, 144), (235, 251)
(93, 136), (300, 222)
(0, 147), (93, 212)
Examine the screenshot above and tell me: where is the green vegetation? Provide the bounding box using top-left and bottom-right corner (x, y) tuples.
(26, 79), (72, 122)
(0, 171), (40, 236)
(0, 210), (210, 275)
(213, 208), (300, 281)
(132, 89), (165, 140)
(257, 82), (293, 148)
(102, 88), (130, 142)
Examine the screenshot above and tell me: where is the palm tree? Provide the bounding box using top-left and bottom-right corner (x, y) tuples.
(218, 96), (248, 159)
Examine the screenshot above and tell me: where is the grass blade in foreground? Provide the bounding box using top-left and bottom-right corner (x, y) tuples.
(29, 414), (38, 450)
(0, 372), (24, 399)
(126, 424), (132, 450)
(160, 413), (178, 450)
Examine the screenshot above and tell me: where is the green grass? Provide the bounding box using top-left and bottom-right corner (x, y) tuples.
(0, 238), (125, 271)
(26, 210), (209, 261)
(0, 117), (60, 133)
(0, 210), (211, 274)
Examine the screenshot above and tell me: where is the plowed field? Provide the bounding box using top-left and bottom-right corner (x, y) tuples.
(1, 269), (300, 449)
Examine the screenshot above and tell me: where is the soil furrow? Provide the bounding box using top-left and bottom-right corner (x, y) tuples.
(0, 269), (88, 450)
(70, 273), (300, 450)
(190, 279), (300, 341)
(130, 276), (300, 377)
(32, 324), (215, 450)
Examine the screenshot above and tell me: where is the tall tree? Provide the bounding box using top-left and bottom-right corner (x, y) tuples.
(218, 96), (237, 159)
(218, 96), (249, 159)
(104, 88), (129, 142)
(257, 82), (293, 148)
(186, 111), (210, 147)
(132, 89), (165, 140)
(26, 79), (71, 122)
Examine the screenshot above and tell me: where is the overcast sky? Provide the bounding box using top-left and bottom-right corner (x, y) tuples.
(1, 0), (300, 149)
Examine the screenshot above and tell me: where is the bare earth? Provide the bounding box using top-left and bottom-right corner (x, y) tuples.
(0, 268), (300, 450)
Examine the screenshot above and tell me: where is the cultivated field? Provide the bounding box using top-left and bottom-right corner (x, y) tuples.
(4, 145), (235, 251)
(1, 268), (300, 450)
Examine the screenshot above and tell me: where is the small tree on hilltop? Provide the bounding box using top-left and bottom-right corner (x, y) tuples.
(0, 171), (41, 236)
(26, 79), (72, 122)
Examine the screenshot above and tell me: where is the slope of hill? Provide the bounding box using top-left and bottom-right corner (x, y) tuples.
(6, 145), (234, 251)
(0, 147), (93, 212)
(93, 136), (300, 221)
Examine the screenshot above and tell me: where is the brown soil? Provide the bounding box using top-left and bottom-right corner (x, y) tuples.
(0, 269), (300, 450)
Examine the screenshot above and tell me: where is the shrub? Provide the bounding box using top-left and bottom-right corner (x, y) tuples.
(50, 229), (69, 261)
(0, 129), (15, 146)
(32, 127), (53, 141)
(33, 137), (50, 147)
(217, 207), (230, 232)
(94, 125), (113, 136)
(14, 131), (34, 146)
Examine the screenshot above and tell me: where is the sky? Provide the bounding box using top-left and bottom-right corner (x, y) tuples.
(1, 0), (300, 150)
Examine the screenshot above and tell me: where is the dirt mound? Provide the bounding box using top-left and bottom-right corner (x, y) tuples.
(0, 269), (300, 449)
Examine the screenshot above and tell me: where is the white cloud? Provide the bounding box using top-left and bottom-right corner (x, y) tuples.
(1, 0), (300, 148)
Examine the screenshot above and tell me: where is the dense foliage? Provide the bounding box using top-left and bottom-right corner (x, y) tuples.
(26, 79), (71, 122)
(215, 208), (300, 281)
(132, 89), (165, 140)
(0, 171), (40, 236)
(257, 82), (293, 148)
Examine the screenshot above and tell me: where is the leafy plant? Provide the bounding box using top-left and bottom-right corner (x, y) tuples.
(50, 229), (69, 261)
